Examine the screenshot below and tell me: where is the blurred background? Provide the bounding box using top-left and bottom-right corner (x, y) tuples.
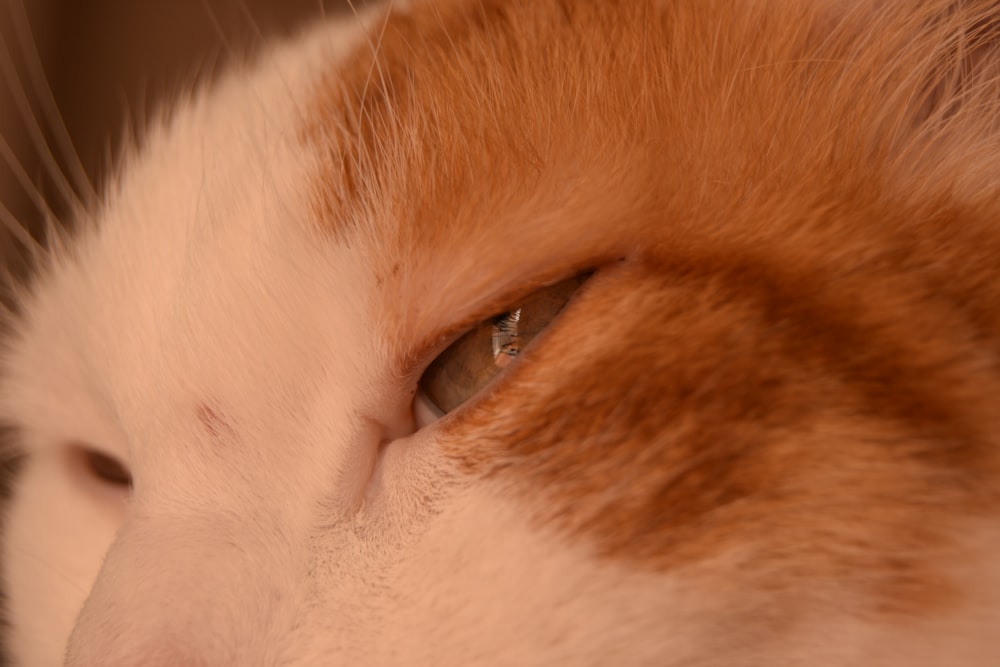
(0, 0), (361, 275)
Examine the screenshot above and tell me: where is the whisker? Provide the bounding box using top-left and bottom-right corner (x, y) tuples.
(42, 204), (70, 259)
(197, 0), (272, 118)
(233, 0), (310, 125)
(348, 0), (394, 166)
(7, 544), (91, 597)
(7, 0), (97, 204)
(0, 132), (59, 223)
(0, 267), (23, 318)
(0, 198), (44, 255)
(136, 76), (149, 146)
(363, 1), (393, 106)
(0, 20), (83, 212)
(233, 0), (267, 47)
(199, 0), (238, 61)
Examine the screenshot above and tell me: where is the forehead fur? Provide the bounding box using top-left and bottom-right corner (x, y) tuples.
(303, 0), (1000, 616)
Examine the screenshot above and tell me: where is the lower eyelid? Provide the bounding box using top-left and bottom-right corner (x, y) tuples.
(413, 390), (446, 428)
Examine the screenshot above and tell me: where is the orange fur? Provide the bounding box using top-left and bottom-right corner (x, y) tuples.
(306, 0), (1000, 620)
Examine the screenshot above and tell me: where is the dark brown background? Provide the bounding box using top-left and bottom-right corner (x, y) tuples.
(0, 0), (361, 270)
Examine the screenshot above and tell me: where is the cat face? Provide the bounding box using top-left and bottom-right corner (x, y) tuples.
(4, 0), (1000, 665)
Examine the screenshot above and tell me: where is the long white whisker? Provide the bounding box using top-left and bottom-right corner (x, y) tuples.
(364, 3), (393, 106)
(234, 0), (266, 47)
(0, 198), (44, 255)
(0, 267), (23, 316)
(0, 132), (58, 223)
(42, 203), (70, 258)
(0, 25), (83, 211)
(348, 0), (393, 169)
(7, 544), (91, 597)
(233, 0), (310, 124)
(199, 0), (238, 61)
(8, 0), (97, 204)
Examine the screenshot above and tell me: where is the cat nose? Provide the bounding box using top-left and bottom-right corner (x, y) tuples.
(63, 510), (303, 667)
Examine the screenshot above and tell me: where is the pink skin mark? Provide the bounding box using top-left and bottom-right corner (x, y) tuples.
(196, 403), (235, 441)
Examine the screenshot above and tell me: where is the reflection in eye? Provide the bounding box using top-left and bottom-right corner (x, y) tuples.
(491, 308), (521, 368)
(419, 275), (587, 414)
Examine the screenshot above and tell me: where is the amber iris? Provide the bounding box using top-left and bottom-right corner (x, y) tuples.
(419, 275), (586, 413)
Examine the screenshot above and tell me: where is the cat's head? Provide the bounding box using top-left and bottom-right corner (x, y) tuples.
(3, 0), (1000, 665)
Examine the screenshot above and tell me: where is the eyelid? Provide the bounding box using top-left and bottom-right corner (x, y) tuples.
(403, 267), (600, 381)
(414, 271), (594, 422)
(413, 387), (446, 429)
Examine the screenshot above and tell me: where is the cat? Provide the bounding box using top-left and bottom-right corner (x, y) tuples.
(2, 0), (1000, 664)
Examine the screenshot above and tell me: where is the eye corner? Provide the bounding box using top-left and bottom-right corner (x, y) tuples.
(412, 389), (446, 429)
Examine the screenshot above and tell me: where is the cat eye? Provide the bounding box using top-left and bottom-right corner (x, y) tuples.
(418, 275), (587, 414)
(83, 449), (132, 488)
